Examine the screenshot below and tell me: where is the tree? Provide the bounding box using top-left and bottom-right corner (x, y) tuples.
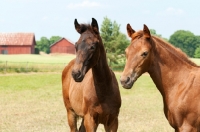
(194, 36), (200, 58)
(194, 46), (200, 58)
(49, 36), (62, 45)
(36, 37), (50, 53)
(36, 36), (62, 54)
(100, 17), (130, 69)
(101, 17), (129, 54)
(169, 30), (199, 57)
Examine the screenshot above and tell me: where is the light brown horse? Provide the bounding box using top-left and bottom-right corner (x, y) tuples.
(120, 23), (200, 132)
(62, 18), (121, 132)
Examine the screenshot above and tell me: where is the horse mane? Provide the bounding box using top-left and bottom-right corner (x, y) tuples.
(152, 36), (198, 67)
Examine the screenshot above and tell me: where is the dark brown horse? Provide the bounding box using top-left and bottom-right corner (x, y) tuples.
(120, 23), (200, 132)
(62, 18), (121, 132)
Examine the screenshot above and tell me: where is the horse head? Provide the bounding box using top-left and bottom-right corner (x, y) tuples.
(120, 24), (154, 89)
(72, 18), (101, 82)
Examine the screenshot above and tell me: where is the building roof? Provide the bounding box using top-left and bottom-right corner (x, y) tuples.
(50, 37), (74, 47)
(0, 33), (35, 46)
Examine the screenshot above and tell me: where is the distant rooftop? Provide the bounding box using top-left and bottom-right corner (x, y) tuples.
(0, 33), (35, 46)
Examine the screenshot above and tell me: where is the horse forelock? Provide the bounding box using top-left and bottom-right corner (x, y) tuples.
(130, 30), (143, 40)
(152, 36), (198, 67)
(79, 23), (91, 33)
(79, 23), (102, 43)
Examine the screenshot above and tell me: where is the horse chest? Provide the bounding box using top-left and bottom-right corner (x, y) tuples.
(69, 84), (84, 116)
(85, 95), (118, 116)
(68, 86), (110, 116)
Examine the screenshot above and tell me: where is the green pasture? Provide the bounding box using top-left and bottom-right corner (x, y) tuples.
(0, 54), (75, 63)
(0, 72), (173, 132)
(1, 55), (200, 131)
(0, 54), (75, 73)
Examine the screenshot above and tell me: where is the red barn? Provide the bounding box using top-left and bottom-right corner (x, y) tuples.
(50, 38), (75, 54)
(0, 33), (36, 54)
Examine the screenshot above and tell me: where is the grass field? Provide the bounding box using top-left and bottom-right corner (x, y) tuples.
(0, 72), (173, 132)
(1, 55), (200, 131)
(0, 54), (76, 73)
(0, 54), (75, 63)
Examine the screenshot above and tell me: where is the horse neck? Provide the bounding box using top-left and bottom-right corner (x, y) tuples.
(92, 40), (112, 87)
(148, 39), (195, 102)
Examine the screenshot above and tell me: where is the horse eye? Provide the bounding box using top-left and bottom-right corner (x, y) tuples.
(141, 51), (148, 57)
(90, 43), (96, 50)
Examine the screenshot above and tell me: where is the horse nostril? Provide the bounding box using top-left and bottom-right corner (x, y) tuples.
(72, 70), (81, 78)
(125, 77), (130, 84)
(77, 71), (81, 78)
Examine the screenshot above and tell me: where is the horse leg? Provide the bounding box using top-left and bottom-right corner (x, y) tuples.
(104, 117), (118, 132)
(78, 118), (86, 132)
(83, 113), (98, 132)
(67, 109), (78, 132)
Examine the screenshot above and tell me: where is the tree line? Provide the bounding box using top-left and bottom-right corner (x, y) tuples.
(35, 36), (62, 54)
(36, 17), (200, 69)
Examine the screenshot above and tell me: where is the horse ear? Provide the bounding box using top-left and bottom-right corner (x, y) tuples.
(127, 24), (135, 38)
(143, 24), (151, 38)
(74, 19), (81, 34)
(91, 18), (99, 34)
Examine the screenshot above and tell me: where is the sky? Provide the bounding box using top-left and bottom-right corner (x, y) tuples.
(1, 0), (200, 42)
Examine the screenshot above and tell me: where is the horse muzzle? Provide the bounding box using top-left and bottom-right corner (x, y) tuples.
(71, 70), (84, 82)
(120, 76), (134, 89)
